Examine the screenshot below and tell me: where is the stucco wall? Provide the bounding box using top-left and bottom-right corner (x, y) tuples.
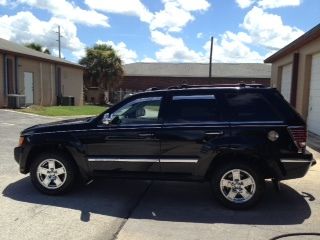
(60, 66), (83, 106)
(0, 55), (83, 107)
(0, 54), (16, 107)
(18, 58), (57, 106)
(0, 53), (3, 107)
(269, 37), (320, 119)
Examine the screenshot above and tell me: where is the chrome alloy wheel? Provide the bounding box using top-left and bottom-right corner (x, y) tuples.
(36, 159), (67, 189)
(220, 169), (256, 203)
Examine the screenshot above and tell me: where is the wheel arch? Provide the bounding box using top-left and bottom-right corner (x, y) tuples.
(26, 144), (76, 172)
(205, 150), (272, 180)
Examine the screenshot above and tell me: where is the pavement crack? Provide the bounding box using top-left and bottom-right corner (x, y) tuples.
(112, 180), (154, 240)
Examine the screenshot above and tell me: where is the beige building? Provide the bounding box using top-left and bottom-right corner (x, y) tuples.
(265, 24), (320, 135)
(0, 38), (84, 108)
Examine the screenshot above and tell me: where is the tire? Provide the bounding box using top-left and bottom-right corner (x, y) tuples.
(211, 161), (265, 210)
(30, 152), (77, 195)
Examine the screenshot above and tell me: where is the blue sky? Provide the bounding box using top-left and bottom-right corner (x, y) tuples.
(0, 0), (319, 64)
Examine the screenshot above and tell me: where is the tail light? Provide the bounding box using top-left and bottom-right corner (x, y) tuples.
(288, 126), (307, 152)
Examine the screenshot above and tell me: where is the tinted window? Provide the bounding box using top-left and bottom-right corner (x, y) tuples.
(111, 97), (161, 125)
(225, 92), (281, 121)
(165, 95), (219, 123)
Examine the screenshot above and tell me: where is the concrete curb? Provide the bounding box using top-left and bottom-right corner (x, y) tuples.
(1, 109), (95, 119)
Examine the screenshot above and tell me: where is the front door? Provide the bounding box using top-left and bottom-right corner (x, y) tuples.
(84, 96), (163, 174)
(24, 72), (34, 105)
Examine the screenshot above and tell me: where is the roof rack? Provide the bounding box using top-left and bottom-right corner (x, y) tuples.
(145, 83), (266, 91)
(165, 83), (265, 90)
(146, 87), (161, 91)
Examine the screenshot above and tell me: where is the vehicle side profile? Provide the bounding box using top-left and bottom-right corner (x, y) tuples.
(14, 84), (316, 209)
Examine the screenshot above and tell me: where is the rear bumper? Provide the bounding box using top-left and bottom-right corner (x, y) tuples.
(280, 152), (315, 180)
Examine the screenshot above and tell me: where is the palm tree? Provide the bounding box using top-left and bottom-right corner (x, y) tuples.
(25, 43), (51, 54)
(79, 44), (124, 101)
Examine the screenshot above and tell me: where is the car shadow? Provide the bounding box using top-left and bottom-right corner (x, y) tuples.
(2, 177), (312, 225)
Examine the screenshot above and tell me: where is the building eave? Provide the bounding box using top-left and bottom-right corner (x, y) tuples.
(0, 49), (84, 70)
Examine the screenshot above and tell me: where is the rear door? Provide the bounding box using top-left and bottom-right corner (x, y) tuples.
(159, 91), (229, 176)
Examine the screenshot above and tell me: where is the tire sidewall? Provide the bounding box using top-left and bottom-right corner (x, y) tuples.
(30, 152), (76, 195)
(211, 162), (265, 210)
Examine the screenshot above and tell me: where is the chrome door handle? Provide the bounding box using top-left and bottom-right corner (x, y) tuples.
(205, 131), (224, 136)
(138, 133), (155, 137)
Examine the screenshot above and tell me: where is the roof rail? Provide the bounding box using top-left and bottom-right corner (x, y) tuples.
(145, 83), (266, 91)
(146, 87), (161, 91)
(166, 83), (265, 89)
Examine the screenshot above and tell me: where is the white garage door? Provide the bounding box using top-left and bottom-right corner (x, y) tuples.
(307, 53), (320, 135)
(281, 64), (293, 102)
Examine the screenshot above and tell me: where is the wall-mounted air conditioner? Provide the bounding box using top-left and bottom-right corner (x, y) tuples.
(7, 94), (26, 109)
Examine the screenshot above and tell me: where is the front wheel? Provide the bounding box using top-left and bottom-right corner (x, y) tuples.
(30, 152), (77, 195)
(211, 162), (265, 209)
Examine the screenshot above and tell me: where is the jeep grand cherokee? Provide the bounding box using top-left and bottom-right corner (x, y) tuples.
(14, 84), (316, 209)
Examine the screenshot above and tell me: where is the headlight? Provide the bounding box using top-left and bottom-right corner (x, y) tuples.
(18, 136), (25, 146)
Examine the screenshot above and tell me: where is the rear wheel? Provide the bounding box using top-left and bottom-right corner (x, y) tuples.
(30, 152), (77, 195)
(211, 162), (265, 209)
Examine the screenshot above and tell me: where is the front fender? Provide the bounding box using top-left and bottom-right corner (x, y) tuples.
(23, 132), (90, 178)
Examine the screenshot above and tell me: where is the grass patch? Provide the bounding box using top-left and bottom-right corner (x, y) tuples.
(19, 105), (106, 116)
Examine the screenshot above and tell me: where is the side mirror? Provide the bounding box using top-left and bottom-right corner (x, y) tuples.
(102, 113), (114, 125)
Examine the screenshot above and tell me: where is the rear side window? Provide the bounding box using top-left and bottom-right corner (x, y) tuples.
(224, 92), (282, 121)
(165, 95), (220, 123)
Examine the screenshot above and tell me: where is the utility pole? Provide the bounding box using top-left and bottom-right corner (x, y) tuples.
(56, 25), (62, 58)
(209, 36), (213, 78)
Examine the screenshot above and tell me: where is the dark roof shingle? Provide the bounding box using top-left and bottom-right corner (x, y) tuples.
(124, 62), (271, 78)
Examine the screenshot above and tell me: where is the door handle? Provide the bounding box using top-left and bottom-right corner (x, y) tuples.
(138, 133), (155, 137)
(205, 131), (224, 136)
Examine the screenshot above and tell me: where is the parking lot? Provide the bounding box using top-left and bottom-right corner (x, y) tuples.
(0, 109), (319, 240)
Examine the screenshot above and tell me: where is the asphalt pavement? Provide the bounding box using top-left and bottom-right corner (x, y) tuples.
(0, 109), (319, 240)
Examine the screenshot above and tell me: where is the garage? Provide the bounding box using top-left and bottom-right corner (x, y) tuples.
(307, 52), (320, 135)
(280, 64), (293, 102)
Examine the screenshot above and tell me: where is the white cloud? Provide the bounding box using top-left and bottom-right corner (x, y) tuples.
(0, 0), (6, 5)
(258, 0), (302, 9)
(150, 29), (264, 63)
(150, 0), (210, 32)
(84, 0), (153, 23)
(151, 30), (184, 47)
(203, 32), (264, 63)
(170, 0), (210, 11)
(235, 0), (255, 9)
(235, 0), (302, 9)
(242, 7), (304, 50)
(141, 57), (157, 62)
(16, 0), (109, 27)
(96, 40), (138, 64)
(197, 32), (203, 39)
(151, 30), (206, 62)
(51, 49), (64, 58)
(0, 11), (85, 61)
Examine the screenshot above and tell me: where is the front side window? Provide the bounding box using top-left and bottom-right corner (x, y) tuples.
(165, 95), (219, 123)
(110, 97), (162, 125)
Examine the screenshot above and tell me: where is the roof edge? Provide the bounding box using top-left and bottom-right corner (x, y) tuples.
(264, 24), (320, 63)
(0, 49), (84, 70)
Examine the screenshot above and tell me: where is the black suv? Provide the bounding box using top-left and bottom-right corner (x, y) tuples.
(14, 84), (315, 209)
